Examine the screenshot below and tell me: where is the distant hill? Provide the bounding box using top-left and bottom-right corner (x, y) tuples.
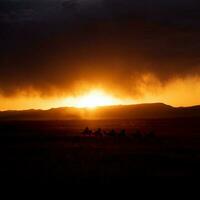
(0, 103), (200, 120)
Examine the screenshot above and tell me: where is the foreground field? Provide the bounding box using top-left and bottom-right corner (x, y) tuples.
(0, 119), (200, 182)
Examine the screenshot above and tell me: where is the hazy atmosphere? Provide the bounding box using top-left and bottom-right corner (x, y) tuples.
(2, 0), (200, 182)
(1, 0), (200, 110)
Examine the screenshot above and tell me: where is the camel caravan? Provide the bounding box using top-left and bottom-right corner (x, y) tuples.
(81, 127), (121, 138)
(81, 127), (158, 142)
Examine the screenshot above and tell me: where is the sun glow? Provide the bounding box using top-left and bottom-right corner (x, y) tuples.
(65, 90), (131, 108)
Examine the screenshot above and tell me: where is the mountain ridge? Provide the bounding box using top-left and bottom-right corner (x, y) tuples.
(0, 103), (200, 120)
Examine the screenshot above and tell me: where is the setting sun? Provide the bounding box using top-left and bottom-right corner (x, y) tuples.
(63, 90), (134, 109)
(70, 90), (122, 108)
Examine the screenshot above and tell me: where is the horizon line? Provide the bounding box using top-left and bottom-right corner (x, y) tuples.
(1, 102), (200, 112)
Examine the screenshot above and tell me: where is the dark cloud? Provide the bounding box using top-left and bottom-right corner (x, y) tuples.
(1, 0), (199, 25)
(0, 0), (200, 97)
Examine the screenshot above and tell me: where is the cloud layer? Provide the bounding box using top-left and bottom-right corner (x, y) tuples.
(0, 0), (200, 108)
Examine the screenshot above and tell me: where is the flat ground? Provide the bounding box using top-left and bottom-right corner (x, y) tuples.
(0, 119), (200, 182)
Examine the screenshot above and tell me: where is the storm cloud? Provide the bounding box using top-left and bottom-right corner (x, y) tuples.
(0, 0), (200, 102)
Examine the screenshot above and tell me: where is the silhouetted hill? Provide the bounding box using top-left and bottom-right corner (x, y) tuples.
(0, 103), (200, 120)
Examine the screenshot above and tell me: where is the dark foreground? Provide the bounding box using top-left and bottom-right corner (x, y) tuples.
(1, 119), (200, 182)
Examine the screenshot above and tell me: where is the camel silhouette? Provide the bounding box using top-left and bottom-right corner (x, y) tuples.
(118, 129), (127, 137)
(94, 128), (103, 137)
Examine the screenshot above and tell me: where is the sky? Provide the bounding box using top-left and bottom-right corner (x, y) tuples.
(0, 0), (200, 110)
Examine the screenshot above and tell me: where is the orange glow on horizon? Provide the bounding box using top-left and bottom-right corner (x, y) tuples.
(64, 90), (134, 108)
(0, 89), (135, 111)
(1, 76), (200, 111)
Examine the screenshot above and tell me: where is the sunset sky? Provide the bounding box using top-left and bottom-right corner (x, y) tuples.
(0, 0), (200, 110)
